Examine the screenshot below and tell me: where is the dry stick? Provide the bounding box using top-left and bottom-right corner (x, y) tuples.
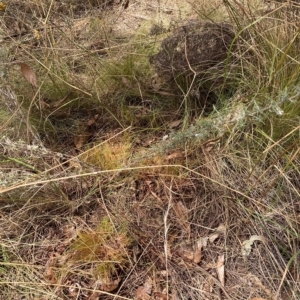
(26, 85), (42, 144)
(0, 162), (271, 214)
(163, 179), (173, 300)
(44, 0), (54, 25)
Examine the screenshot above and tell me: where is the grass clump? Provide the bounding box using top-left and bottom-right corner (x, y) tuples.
(81, 139), (132, 169)
(70, 216), (131, 282)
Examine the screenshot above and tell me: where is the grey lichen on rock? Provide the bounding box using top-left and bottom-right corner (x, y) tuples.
(150, 21), (236, 86)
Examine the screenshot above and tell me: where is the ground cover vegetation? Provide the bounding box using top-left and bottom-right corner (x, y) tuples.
(0, 0), (299, 299)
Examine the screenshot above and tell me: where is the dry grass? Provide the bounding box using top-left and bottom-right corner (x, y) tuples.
(0, 0), (299, 299)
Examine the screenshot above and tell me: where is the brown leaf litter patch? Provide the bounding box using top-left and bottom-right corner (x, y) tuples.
(1, 151), (299, 299)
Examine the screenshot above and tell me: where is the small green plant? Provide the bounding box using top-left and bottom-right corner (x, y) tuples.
(81, 139), (131, 169)
(70, 216), (131, 280)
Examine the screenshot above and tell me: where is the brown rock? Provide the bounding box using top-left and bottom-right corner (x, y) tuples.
(150, 21), (236, 87)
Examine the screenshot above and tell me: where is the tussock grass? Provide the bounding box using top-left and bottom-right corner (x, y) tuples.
(0, 0), (299, 299)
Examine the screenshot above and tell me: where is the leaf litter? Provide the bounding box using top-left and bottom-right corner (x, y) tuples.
(242, 235), (265, 257)
(19, 62), (38, 88)
(1, 1), (298, 299)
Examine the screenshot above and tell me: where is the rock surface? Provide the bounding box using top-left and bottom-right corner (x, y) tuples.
(150, 21), (235, 85)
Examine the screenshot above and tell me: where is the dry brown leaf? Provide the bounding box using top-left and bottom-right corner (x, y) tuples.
(177, 244), (195, 261)
(193, 246), (202, 264)
(153, 292), (169, 299)
(20, 63), (38, 88)
(100, 278), (120, 292)
(143, 277), (152, 294)
(44, 254), (57, 284)
(177, 238), (207, 264)
(136, 277), (152, 300)
(168, 119), (182, 128)
(203, 276), (214, 293)
(136, 286), (151, 300)
(74, 133), (91, 149)
(87, 114), (99, 126)
(68, 158), (82, 169)
(166, 151), (185, 161)
(209, 223), (226, 243)
(216, 254), (225, 286)
(194, 237), (208, 263)
(251, 298), (267, 300)
(247, 274), (275, 300)
(44, 266), (55, 283)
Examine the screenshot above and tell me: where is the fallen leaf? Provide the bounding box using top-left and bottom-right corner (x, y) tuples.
(87, 114), (99, 126)
(177, 244), (195, 262)
(168, 119), (182, 128)
(203, 276), (214, 293)
(68, 158), (82, 169)
(247, 274), (275, 299)
(20, 63), (38, 88)
(193, 245), (202, 264)
(216, 254), (225, 286)
(44, 266), (55, 283)
(143, 277), (152, 294)
(44, 253), (57, 284)
(136, 286), (150, 300)
(74, 133), (91, 149)
(100, 278), (120, 292)
(153, 291), (168, 299)
(197, 237), (208, 249)
(136, 277), (152, 300)
(209, 223), (226, 243)
(242, 235), (265, 256)
(177, 238), (207, 264)
(166, 151), (184, 161)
